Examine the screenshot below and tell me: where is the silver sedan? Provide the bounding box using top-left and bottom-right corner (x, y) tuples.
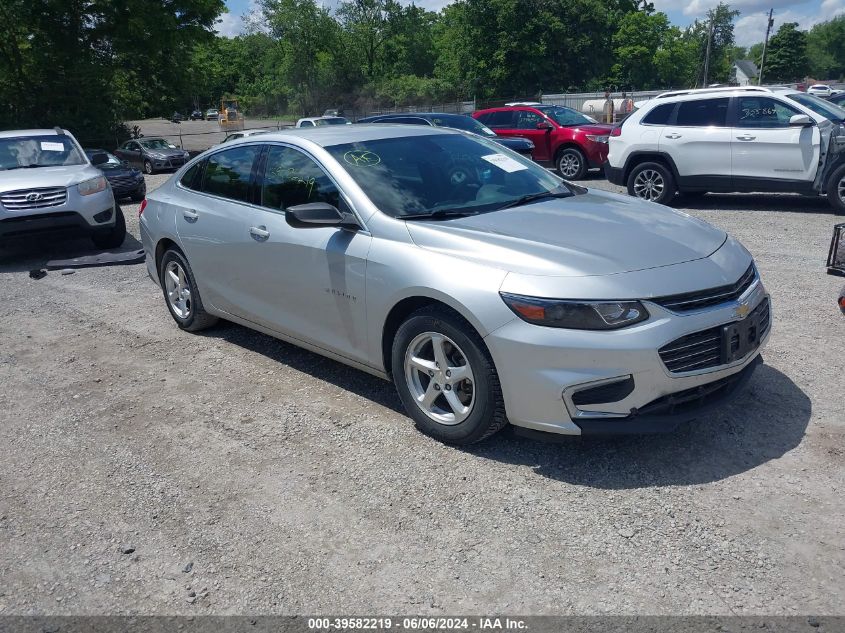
(140, 125), (770, 444)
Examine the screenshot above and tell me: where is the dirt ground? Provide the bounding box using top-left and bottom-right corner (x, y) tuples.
(0, 168), (843, 616)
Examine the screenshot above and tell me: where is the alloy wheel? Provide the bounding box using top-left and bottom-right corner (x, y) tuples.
(633, 169), (665, 201)
(404, 331), (475, 425)
(164, 260), (192, 319)
(558, 153), (581, 178)
(839, 174), (845, 204)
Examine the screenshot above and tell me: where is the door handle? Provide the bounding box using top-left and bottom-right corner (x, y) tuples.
(249, 226), (270, 240)
(664, 133), (682, 139)
(736, 135), (756, 141)
(183, 209), (199, 222)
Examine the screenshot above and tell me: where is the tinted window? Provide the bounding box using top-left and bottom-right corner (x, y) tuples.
(180, 161), (203, 191)
(642, 103), (675, 125)
(125, 142), (139, 151)
(380, 117), (431, 125)
(201, 145), (260, 202)
(736, 97), (800, 128)
(515, 110), (543, 130)
(675, 98), (729, 127)
(785, 92), (845, 122)
(261, 145), (340, 211)
(477, 111), (514, 128)
(536, 106), (593, 126)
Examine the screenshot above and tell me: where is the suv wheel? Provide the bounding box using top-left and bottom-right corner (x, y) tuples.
(557, 148), (587, 180)
(627, 162), (676, 205)
(826, 163), (845, 215)
(159, 249), (218, 331)
(91, 206), (126, 249)
(391, 306), (508, 445)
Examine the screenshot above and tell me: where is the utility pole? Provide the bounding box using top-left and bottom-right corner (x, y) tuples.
(758, 9), (774, 86)
(703, 17), (713, 87)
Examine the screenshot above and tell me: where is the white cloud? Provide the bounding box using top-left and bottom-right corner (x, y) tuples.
(215, 11), (245, 37)
(734, 2), (845, 46)
(682, 0), (810, 17)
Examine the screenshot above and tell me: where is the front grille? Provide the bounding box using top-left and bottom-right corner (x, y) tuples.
(659, 298), (770, 373)
(1, 187), (67, 210)
(652, 264), (757, 312)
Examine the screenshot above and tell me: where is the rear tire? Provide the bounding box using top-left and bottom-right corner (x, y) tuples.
(391, 306), (508, 445)
(91, 206), (126, 249)
(826, 163), (845, 215)
(556, 147), (588, 180)
(159, 248), (218, 332)
(627, 161), (676, 205)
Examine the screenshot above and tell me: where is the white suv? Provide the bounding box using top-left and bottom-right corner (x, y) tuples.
(605, 86), (845, 213)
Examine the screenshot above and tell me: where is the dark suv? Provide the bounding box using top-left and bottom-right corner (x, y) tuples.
(473, 105), (613, 179)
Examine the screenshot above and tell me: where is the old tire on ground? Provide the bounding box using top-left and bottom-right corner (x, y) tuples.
(91, 206), (126, 249)
(556, 147), (588, 180)
(627, 161), (676, 205)
(826, 163), (845, 215)
(159, 248), (218, 332)
(391, 306), (507, 445)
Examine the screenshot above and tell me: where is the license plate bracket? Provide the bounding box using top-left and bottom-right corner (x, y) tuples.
(721, 310), (761, 364)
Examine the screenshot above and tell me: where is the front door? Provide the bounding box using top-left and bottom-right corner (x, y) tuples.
(509, 109), (553, 161)
(117, 141), (142, 168)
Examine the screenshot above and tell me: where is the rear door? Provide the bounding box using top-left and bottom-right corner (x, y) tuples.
(730, 95), (820, 184)
(509, 109), (553, 161)
(659, 97), (731, 188)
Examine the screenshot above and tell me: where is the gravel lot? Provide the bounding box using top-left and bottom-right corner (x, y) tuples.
(0, 169), (843, 616)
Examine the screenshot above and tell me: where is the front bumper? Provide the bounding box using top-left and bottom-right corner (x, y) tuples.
(0, 186), (116, 239)
(605, 163), (625, 186)
(485, 280), (770, 436)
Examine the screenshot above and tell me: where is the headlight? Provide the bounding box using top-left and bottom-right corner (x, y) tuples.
(500, 292), (649, 330)
(585, 134), (609, 144)
(77, 175), (108, 196)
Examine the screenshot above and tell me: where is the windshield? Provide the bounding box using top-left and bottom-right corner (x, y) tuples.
(431, 115), (497, 137)
(86, 151), (123, 168)
(325, 133), (568, 219)
(786, 93), (845, 123)
(0, 135), (86, 170)
(140, 139), (177, 150)
(315, 117), (349, 126)
(536, 105), (595, 127)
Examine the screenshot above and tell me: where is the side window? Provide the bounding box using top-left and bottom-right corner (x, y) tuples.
(642, 103), (675, 125)
(201, 145), (261, 202)
(736, 97), (801, 128)
(515, 110), (543, 130)
(180, 161), (204, 191)
(480, 111), (515, 129)
(125, 142), (138, 151)
(261, 145), (340, 211)
(675, 98), (729, 127)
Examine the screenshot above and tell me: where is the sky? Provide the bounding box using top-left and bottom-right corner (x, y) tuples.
(219, 0), (845, 47)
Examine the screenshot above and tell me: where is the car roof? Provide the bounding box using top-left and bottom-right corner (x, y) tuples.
(0, 128), (70, 139)
(225, 124), (459, 147)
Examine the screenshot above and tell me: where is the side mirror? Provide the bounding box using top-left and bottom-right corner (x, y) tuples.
(789, 114), (813, 126)
(90, 152), (109, 166)
(286, 202), (360, 230)
(536, 121), (553, 130)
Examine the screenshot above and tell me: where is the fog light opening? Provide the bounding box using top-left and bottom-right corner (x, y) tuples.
(93, 208), (113, 223)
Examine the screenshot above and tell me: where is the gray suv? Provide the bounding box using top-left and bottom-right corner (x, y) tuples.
(0, 128), (125, 248)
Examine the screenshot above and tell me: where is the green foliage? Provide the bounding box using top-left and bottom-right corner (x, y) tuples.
(806, 16), (845, 80)
(764, 22), (809, 82)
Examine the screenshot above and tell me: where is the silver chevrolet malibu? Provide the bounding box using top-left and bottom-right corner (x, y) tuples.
(140, 125), (770, 444)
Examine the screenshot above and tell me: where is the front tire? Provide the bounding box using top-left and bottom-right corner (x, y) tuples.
(627, 161), (676, 205)
(391, 306), (507, 445)
(556, 147), (587, 180)
(826, 163), (845, 215)
(143, 159), (154, 175)
(159, 249), (218, 332)
(91, 206), (126, 249)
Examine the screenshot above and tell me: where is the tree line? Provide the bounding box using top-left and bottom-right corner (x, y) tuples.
(1, 0), (843, 145)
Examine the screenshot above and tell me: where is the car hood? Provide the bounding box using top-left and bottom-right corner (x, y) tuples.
(405, 188), (727, 277)
(569, 123), (614, 134)
(0, 164), (102, 192)
(101, 166), (141, 178)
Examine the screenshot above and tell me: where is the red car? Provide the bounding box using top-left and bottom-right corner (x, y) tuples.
(473, 104), (613, 180)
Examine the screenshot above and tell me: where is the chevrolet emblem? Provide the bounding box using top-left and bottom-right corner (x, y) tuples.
(735, 302), (751, 319)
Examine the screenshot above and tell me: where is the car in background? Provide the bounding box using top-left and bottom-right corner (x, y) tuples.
(473, 104), (613, 179)
(808, 84), (834, 97)
(606, 86), (845, 213)
(84, 148), (145, 201)
(356, 112), (534, 158)
(0, 128), (125, 248)
(114, 138), (191, 174)
(296, 116), (350, 127)
(827, 92), (845, 107)
(189, 110), (204, 121)
(221, 129), (272, 143)
(141, 125), (770, 444)
(206, 108), (219, 121)
(171, 112), (186, 123)
(323, 108), (343, 117)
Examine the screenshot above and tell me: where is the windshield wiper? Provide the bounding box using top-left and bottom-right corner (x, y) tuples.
(3, 164), (44, 170)
(495, 189), (572, 211)
(400, 209), (481, 221)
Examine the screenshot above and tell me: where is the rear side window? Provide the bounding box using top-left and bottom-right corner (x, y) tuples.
(180, 161), (203, 191)
(642, 103), (675, 125)
(201, 145), (261, 202)
(676, 98), (729, 127)
(477, 111), (514, 128)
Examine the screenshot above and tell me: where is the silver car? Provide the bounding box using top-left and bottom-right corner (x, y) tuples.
(0, 128), (125, 248)
(140, 126), (770, 444)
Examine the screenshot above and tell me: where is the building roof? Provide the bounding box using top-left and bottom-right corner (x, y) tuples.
(734, 60), (759, 78)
